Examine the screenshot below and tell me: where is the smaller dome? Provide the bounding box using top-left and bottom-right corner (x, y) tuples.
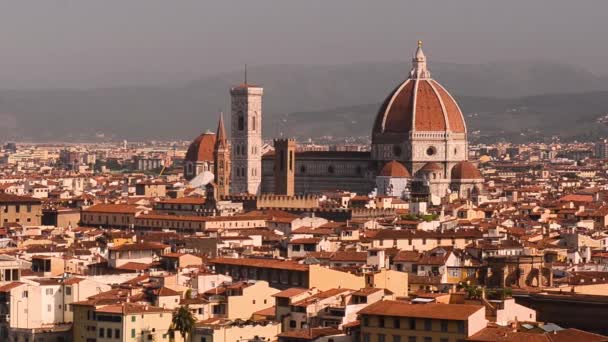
(185, 132), (217, 162)
(419, 162), (442, 172)
(451, 161), (483, 179)
(379, 161), (411, 178)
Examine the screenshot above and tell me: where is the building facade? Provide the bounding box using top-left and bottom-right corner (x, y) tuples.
(0, 193), (42, 227)
(230, 82), (264, 195)
(185, 42), (482, 200)
(213, 113), (231, 197)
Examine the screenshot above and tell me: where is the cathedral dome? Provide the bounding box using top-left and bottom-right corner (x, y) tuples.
(451, 161), (483, 179)
(372, 42), (466, 143)
(185, 132), (217, 162)
(419, 162), (443, 172)
(379, 160), (411, 178)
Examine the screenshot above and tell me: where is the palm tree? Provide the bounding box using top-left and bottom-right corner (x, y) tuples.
(171, 305), (196, 341)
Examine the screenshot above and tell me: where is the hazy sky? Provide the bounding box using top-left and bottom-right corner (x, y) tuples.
(1, 0), (607, 89)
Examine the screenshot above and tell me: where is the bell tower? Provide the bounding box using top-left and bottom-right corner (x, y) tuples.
(273, 138), (296, 196)
(230, 76), (263, 195)
(213, 112), (230, 198)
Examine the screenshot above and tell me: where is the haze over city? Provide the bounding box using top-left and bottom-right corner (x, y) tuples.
(1, 0), (607, 89)
(2, 3), (608, 342)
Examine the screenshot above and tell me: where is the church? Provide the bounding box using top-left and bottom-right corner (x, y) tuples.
(184, 42), (482, 200)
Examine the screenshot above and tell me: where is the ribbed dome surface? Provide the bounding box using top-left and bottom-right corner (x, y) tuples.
(379, 161), (411, 178)
(451, 161), (483, 179)
(185, 133), (216, 162)
(372, 42), (466, 142)
(419, 162), (443, 172)
(373, 79), (466, 136)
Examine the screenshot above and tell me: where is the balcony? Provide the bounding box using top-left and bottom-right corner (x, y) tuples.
(208, 295), (226, 303)
(319, 305), (346, 319)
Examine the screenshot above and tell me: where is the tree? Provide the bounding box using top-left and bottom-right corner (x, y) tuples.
(171, 305), (196, 341)
(464, 284), (483, 300)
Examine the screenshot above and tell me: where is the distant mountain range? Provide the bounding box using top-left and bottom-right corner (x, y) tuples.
(1, 60), (608, 142)
(283, 92), (608, 143)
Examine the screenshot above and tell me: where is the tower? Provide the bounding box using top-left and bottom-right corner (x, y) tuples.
(230, 81), (263, 195)
(213, 112), (231, 197)
(273, 139), (296, 196)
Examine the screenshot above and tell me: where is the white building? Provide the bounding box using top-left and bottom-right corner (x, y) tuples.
(230, 81), (263, 195)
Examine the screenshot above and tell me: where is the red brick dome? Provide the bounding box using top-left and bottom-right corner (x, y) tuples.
(185, 132), (216, 162)
(451, 161), (482, 179)
(419, 162), (443, 172)
(372, 43), (466, 142)
(379, 160), (411, 178)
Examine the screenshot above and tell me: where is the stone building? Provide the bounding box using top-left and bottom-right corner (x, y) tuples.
(213, 113), (231, 197)
(230, 82), (263, 195)
(184, 131), (216, 181)
(0, 193), (42, 226)
(375, 160), (411, 198)
(273, 138), (296, 196)
(484, 255), (553, 288)
(261, 42), (481, 199)
(185, 42), (482, 200)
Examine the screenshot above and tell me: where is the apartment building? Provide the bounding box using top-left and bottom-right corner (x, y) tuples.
(0, 277), (110, 342)
(72, 301), (181, 342)
(358, 301), (487, 342)
(0, 193), (42, 227)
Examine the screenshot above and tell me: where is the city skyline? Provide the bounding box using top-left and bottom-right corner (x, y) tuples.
(2, 3), (608, 342)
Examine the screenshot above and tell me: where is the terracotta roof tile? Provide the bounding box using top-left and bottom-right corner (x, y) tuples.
(358, 300), (483, 320)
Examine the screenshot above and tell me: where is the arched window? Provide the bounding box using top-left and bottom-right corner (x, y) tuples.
(237, 112), (244, 131)
(252, 115), (257, 131)
(393, 145), (402, 157)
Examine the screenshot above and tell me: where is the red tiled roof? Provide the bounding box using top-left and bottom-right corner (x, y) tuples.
(272, 288), (309, 298)
(330, 251), (367, 262)
(156, 197), (206, 205)
(379, 161), (411, 178)
(96, 302), (171, 315)
(451, 161), (483, 180)
(559, 194), (594, 203)
(278, 327), (342, 339)
(83, 204), (142, 214)
(108, 242), (168, 251)
(115, 262), (154, 271)
(210, 257), (309, 272)
(0, 282), (25, 292)
(358, 300), (483, 320)
(289, 238), (321, 244)
(0, 193), (41, 204)
(252, 306), (275, 318)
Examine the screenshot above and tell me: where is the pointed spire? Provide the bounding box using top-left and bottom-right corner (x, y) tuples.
(410, 40), (431, 79)
(215, 111), (227, 147)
